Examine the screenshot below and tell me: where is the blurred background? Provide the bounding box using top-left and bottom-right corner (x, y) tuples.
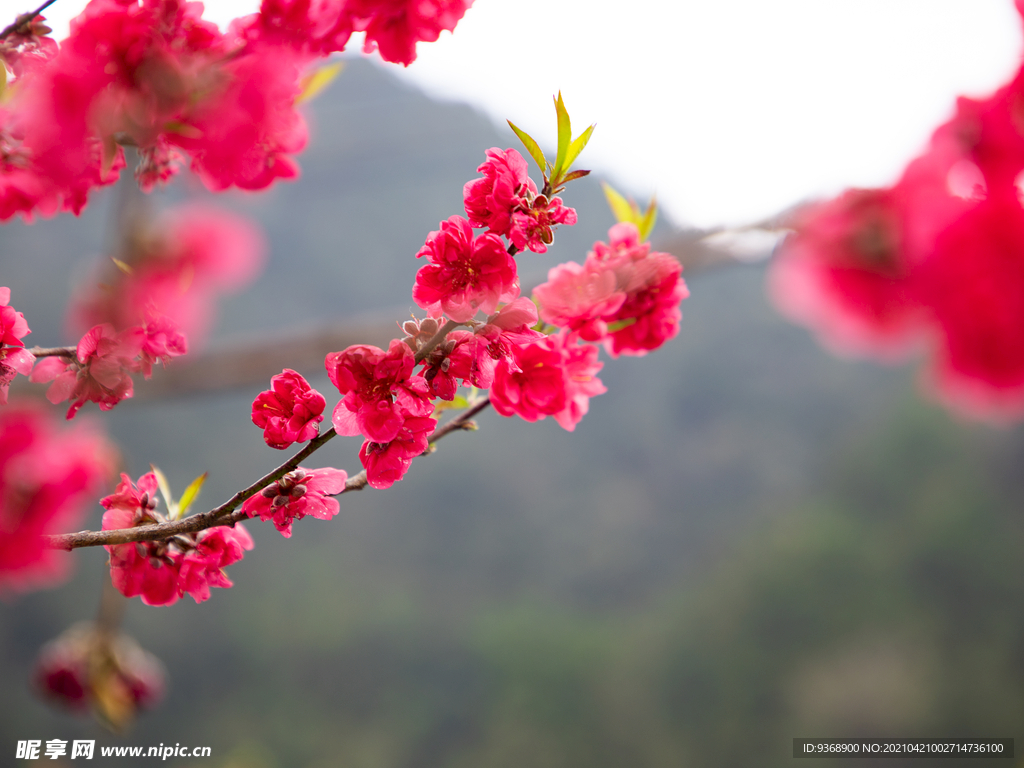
(2, 16), (1024, 768)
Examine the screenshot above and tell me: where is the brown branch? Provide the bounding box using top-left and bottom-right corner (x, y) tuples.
(44, 426), (339, 551)
(43, 397), (488, 551)
(0, 0), (58, 40)
(26, 345), (76, 358)
(427, 396), (490, 445)
(413, 318), (461, 364)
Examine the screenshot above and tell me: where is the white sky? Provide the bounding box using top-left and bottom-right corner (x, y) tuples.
(4, 0), (1022, 228)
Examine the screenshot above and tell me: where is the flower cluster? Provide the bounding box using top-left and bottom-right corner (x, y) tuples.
(0, 402), (114, 593)
(315, 133), (685, 491)
(0, 0), (476, 221)
(534, 222), (688, 357)
(101, 472), (253, 606)
(317, 138), (599, 488)
(769, 2), (1024, 419)
(5, 91), (688, 628)
(463, 147), (577, 253)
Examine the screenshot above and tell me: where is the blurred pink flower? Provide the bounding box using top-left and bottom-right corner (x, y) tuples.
(349, 0), (474, 66)
(921, 193), (1024, 417)
(71, 204), (266, 350)
(0, 402), (115, 594)
(34, 623), (165, 719)
(31, 324), (143, 419)
(176, 44), (310, 191)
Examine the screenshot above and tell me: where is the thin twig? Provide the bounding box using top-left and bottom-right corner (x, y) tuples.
(44, 427), (338, 551)
(0, 0), (59, 40)
(427, 397), (490, 444)
(413, 318), (461, 364)
(26, 345), (76, 358)
(43, 396), (489, 551)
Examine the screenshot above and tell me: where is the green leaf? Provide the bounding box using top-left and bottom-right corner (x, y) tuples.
(177, 472), (208, 518)
(507, 120), (547, 173)
(150, 465), (175, 516)
(602, 182), (636, 224)
(638, 195), (658, 241)
(551, 91), (572, 180)
(296, 61), (344, 104)
(562, 123), (595, 173)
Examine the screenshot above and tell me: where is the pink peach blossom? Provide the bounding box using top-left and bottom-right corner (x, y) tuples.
(0, 287), (36, 404)
(463, 147), (537, 238)
(490, 331), (604, 431)
(359, 415), (436, 489)
(242, 467), (348, 537)
(413, 215), (519, 322)
(177, 525), (254, 603)
(103, 471), (254, 605)
(534, 224), (687, 357)
(444, 298), (544, 390)
(102, 472), (182, 606)
(252, 369), (326, 449)
(509, 194), (577, 254)
(326, 339), (433, 442)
